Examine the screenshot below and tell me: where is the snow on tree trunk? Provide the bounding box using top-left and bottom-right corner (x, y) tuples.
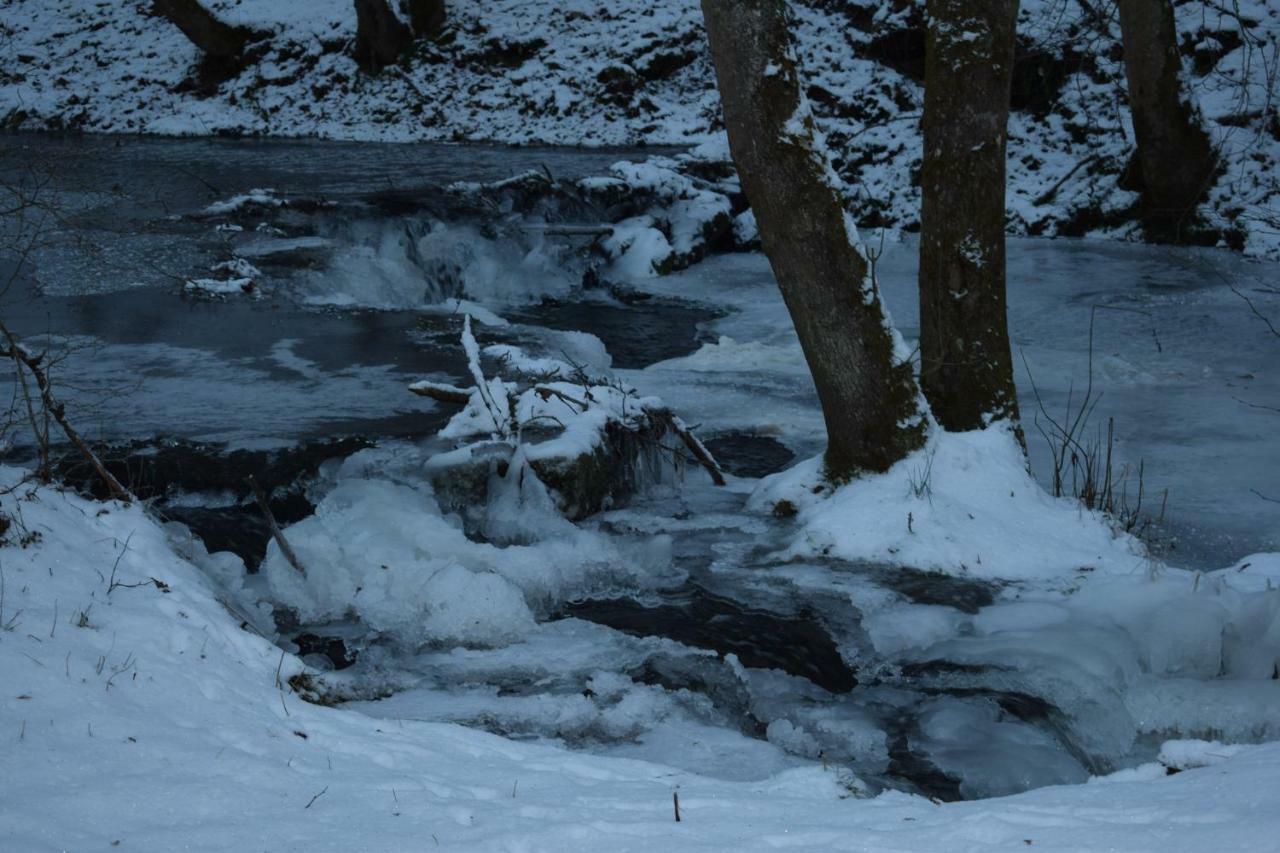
(353, 0), (414, 72)
(918, 0), (1022, 435)
(1117, 0), (1218, 240)
(701, 0), (926, 479)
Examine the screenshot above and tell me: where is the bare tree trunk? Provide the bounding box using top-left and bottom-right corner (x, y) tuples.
(701, 0), (926, 479)
(1116, 0), (1218, 240)
(152, 0), (252, 59)
(404, 0), (447, 38)
(918, 0), (1021, 434)
(353, 0), (414, 72)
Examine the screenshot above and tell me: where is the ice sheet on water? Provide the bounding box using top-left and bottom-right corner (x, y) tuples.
(910, 696), (1090, 799)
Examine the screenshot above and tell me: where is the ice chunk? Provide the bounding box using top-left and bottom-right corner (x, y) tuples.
(910, 696), (1090, 798)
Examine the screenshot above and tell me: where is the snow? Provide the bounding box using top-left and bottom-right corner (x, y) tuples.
(4, 473), (1280, 849)
(749, 425), (1146, 583)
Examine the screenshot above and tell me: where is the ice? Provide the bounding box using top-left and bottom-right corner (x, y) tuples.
(863, 603), (970, 656)
(203, 188), (284, 215)
(299, 219), (577, 310)
(1127, 678), (1280, 743)
(910, 696), (1090, 799)
(262, 449), (680, 648)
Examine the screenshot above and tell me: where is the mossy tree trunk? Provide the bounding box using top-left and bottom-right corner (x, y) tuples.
(701, 0), (926, 480)
(918, 0), (1022, 435)
(1116, 0), (1218, 240)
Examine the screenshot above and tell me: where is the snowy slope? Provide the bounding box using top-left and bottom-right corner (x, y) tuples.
(3, 473), (1280, 852)
(2, 0), (1277, 256)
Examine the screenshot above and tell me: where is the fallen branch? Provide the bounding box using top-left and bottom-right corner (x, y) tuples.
(246, 475), (306, 576)
(666, 414), (726, 486)
(0, 320), (132, 503)
(408, 381), (472, 404)
(1033, 154), (1101, 206)
(534, 385), (589, 412)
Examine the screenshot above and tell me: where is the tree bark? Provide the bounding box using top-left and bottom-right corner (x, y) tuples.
(918, 0), (1021, 434)
(404, 0), (447, 37)
(1116, 0), (1218, 240)
(701, 0), (926, 479)
(152, 0), (252, 59)
(353, 0), (414, 72)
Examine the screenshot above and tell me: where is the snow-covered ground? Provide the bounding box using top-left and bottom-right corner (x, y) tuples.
(2, 0), (1277, 256)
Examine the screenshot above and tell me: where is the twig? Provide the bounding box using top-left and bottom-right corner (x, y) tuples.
(246, 476), (306, 576)
(304, 786), (328, 809)
(534, 385), (589, 413)
(0, 319), (132, 502)
(673, 790), (681, 823)
(106, 532), (136, 595)
(1033, 154), (1102, 206)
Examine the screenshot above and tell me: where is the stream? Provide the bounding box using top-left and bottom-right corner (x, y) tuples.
(2, 132), (1277, 802)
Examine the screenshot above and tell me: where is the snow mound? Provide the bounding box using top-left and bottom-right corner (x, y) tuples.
(750, 425), (1146, 583)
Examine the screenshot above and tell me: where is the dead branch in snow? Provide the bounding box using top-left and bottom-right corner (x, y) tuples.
(0, 319), (132, 503)
(246, 475), (306, 576)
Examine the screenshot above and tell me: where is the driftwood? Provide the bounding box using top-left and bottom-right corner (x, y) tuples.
(246, 475), (307, 576)
(0, 321), (132, 503)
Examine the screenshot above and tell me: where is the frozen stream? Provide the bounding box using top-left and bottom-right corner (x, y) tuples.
(2, 134), (1278, 801)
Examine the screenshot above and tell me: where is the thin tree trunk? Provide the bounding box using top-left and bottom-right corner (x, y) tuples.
(1116, 0), (1217, 240)
(918, 0), (1022, 434)
(701, 0), (926, 479)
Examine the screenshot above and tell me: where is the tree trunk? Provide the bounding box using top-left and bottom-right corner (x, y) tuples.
(152, 0), (251, 59)
(701, 0), (926, 479)
(918, 0), (1021, 434)
(1116, 0), (1218, 240)
(353, 0), (414, 72)
(404, 0), (447, 37)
